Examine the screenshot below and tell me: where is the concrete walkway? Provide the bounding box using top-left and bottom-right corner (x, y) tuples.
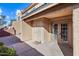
(0, 36), (43, 56)
(0, 30), (63, 56)
(0, 35), (64, 56)
(25, 40), (64, 56)
(58, 43), (73, 56)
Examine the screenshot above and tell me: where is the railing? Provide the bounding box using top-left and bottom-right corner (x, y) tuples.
(21, 3), (52, 19)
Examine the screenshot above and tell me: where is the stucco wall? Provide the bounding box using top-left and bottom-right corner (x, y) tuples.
(7, 21), (32, 41)
(22, 21), (32, 41)
(12, 21), (22, 39)
(32, 20), (44, 43)
(32, 18), (51, 43)
(43, 19), (51, 43)
(73, 8), (79, 56)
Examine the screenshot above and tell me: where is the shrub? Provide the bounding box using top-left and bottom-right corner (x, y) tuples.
(0, 46), (16, 56)
(0, 42), (4, 46)
(0, 42), (16, 56)
(6, 48), (16, 56)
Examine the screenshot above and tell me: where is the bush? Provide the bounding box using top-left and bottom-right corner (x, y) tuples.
(0, 42), (16, 56)
(6, 48), (16, 56)
(0, 46), (16, 56)
(0, 42), (4, 46)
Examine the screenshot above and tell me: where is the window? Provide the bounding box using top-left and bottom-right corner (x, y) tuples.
(61, 24), (68, 41)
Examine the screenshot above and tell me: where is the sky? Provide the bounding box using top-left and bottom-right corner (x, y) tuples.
(0, 3), (30, 26)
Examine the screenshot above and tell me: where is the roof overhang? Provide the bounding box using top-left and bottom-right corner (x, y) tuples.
(22, 3), (59, 20)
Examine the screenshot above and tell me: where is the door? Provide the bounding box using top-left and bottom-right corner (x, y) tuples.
(52, 23), (68, 43)
(52, 24), (58, 41)
(61, 24), (68, 43)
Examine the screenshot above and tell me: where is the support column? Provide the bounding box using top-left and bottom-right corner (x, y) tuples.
(73, 8), (79, 56)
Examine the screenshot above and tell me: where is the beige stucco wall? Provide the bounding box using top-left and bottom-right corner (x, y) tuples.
(73, 8), (79, 56)
(22, 21), (32, 41)
(43, 19), (51, 43)
(6, 20), (32, 41)
(9, 21), (32, 41)
(6, 21), (22, 36)
(12, 21), (22, 39)
(32, 19), (45, 43)
(32, 18), (51, 43)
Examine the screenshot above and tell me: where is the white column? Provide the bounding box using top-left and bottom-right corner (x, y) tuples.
(73, 8), (79, 56)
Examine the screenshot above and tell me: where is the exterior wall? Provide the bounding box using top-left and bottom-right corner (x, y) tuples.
(22, 21), (32, 41)
(6, 21), (22, 36)
(73, 8), (79, 56)
(32, 18), (51, 43)
(5, 21), (22, 37)
(6, 20), (32, 41)
(12, 21), (22, 39)
(43, 19), (51, 43)
(32, 20), (44, 43)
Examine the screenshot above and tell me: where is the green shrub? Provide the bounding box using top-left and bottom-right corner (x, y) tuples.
(0, 47), (8, 56)
(0, 44), (16, 56)
(6, 48), (16, 56)
(0, 42), (4, 46)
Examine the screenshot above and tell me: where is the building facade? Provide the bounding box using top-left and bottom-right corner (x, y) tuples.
(11, 3), (79, 56)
